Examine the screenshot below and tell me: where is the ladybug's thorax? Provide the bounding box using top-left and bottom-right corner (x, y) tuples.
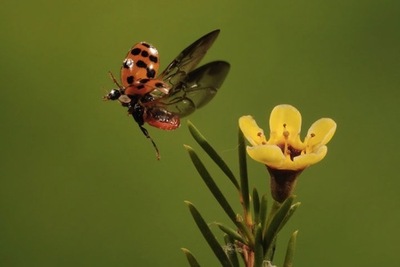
(130, 102), (145, 126)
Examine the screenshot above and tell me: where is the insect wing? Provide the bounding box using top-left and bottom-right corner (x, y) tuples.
(153, 60), (230, 117)
(157, 29), (221, 89)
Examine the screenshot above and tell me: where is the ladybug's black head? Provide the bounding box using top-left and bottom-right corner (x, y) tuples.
(104, 89), (121, 101)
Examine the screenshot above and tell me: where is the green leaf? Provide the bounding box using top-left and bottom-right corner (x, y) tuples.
(181, 248), (201, 267)
(184, 145), (237, 224)
(217, 223), (247, 245)
(283, 230), (298, 267)
(224, 234), (240, 267)
(278, 202), (301, 232)
(264, 237), (277, 262)
(238, 129), (250, 213)
(265, 200), (281, 228)
(185, 201), (232, 267)
(259, 194), (268, 231)
(236, 219), (255, 248)
(188, 121), (240, 190)
(263, 196), (294, 257)
(253, 224), (264, 267)
(252, 188), (260, 225)
(184, 145), (253, 247)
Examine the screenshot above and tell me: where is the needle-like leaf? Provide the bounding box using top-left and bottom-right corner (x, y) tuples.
(278, 202), (301, 232)
(252, 188), (260, 225)
(263, 196), (294, 257)
(238, 128), (250, 216)
(184, 145), (237, 223)
(188, 121), (240, 190)
(217, 223), (247, 245)
(224, 234), (240, 267)
(283, 230), (298, 267)
(181, 248), (201, 267)
(253, 224), (264, 267)
(259, 194), (268, 231)
(185, 201), (232, 267)
(184, 145), (254, 246)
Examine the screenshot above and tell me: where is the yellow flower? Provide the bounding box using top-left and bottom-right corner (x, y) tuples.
(239, 104), (336, 202)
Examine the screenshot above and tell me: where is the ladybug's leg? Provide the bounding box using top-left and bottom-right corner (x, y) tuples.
(130, 102), (160, 160)
(137, 124), (160, 160)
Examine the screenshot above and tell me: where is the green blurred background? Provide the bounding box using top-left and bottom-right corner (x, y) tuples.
(1, 0), (399, 266)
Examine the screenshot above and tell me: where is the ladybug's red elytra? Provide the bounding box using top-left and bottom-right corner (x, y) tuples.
(104, 29), (230, 160)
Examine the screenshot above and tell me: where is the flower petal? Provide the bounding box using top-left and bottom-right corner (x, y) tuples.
(305, 118), (337, 147)
(246, 145), (285, 167)
(293, 145), (328, 169)
(239, 116), (267, 146)
(269, 104), (302, 146)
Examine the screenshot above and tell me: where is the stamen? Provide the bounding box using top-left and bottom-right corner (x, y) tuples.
(283, 123), (289, 138)
(283, 130), (289, 138)
(280, 123), (303, 160)
(282, 123), (290, 155)
(257, 131), (266, 145)
(304, 132), (316, 154)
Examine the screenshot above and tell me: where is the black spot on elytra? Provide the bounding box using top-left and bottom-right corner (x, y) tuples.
(155, 82), (165, 88)
(136, 84), (145, 90)
(131, 48), (141, 55)
(141, 43), (150, 48)
(149, 55), (158, 63)
(136, 60), (147, 68)
(126, 75), (134, 84)
(140, 78), (150, 84)
(141, 50), (149, 57)
(146, 68), (156, 78)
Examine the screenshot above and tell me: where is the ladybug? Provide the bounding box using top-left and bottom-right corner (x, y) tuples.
(104, 29), (230, 159)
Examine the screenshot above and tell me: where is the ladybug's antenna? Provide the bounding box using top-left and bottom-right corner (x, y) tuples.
(138, 125), (161, 160)
(108, 71), (123, 89)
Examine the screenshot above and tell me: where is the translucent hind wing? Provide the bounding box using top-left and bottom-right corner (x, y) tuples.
(157, 29), (221, 89)
(153, 61), (230, 117)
